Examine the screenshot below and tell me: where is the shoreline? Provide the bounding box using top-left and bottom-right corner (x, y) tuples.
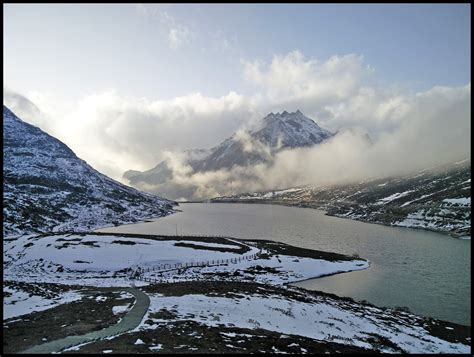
(287, 262), (372, 287)
(4, 232), (470, 353)
(206, 200), (471, 239)
(5, 231), (469, 325)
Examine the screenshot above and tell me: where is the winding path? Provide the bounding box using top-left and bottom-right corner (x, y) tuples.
(20, 287), (150, 354)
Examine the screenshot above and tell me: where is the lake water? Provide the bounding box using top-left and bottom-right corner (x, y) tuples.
(98, 202), (471, 326)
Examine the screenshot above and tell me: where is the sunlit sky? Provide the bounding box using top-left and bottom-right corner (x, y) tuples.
(4, 4), (470, 100)
(3, 4), (471, 185)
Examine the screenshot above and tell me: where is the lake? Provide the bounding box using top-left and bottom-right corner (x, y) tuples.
(98, 202), (471, 326)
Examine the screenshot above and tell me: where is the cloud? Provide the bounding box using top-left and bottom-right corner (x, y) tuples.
(127, 83), (471, 200)
(136, 5), (192, 50)
(3, 88), (46, 129)
(243, 51), (371, 105)
(4, 88), (262, 181)
(4, 50), (470, 200)
(167, 26), (190, 49)
(160, 11), (192, 50)
(209, 29), (241, 57)
(241, 50), (397, 135)
(211, 30), (232, 52)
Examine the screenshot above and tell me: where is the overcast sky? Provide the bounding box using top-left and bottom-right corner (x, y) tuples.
(3, 4), (471, 186)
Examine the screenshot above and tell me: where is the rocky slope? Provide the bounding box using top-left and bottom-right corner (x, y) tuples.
(3, 106), (176, 237)
(212, 160), (471, 238)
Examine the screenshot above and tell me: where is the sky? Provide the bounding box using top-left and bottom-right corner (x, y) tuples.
(3, 3), (471, 198)
(4, 4), (470, 99)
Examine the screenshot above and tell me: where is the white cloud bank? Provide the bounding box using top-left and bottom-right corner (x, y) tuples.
(4, 51), (470, 200)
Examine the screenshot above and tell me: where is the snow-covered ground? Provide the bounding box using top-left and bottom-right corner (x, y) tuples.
(395, 209), (471, 239)
(140, 253), (368, 285)
(443, 197), (471, 206)
(4, 232), (470, 353)
(3, 233), (368, 288)
(135, 289), (470, 354)
(375, 190), (415, 205)
(112, 304), (132, 316)
(3, 286), (82, 320)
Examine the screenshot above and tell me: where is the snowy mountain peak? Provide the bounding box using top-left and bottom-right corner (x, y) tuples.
(123, 110), (334, 199)
(254, 110), (333, 149)
(262, 110), (321, 128)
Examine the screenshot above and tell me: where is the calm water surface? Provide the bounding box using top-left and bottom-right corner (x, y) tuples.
(98, 203), (471, 326)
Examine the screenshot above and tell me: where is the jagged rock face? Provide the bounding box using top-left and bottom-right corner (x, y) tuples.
(254, 110), (333, 149)
(123, 110), (334, 190)
(3, 106), (176, 237)
(193, 110), (334, 172)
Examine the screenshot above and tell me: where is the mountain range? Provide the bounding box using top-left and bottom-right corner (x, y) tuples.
(124, 110), (334, 199)
(3, 106), (176, 237)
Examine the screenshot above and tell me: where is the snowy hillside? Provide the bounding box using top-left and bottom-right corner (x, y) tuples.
(213, 160), (471, 238)
(123, 110), (334, 197)
(3, 106), (176, 237)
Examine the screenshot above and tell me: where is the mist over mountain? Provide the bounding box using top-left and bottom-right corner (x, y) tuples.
(3, 106), (176, 237)
(124, 110), (335, 199)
